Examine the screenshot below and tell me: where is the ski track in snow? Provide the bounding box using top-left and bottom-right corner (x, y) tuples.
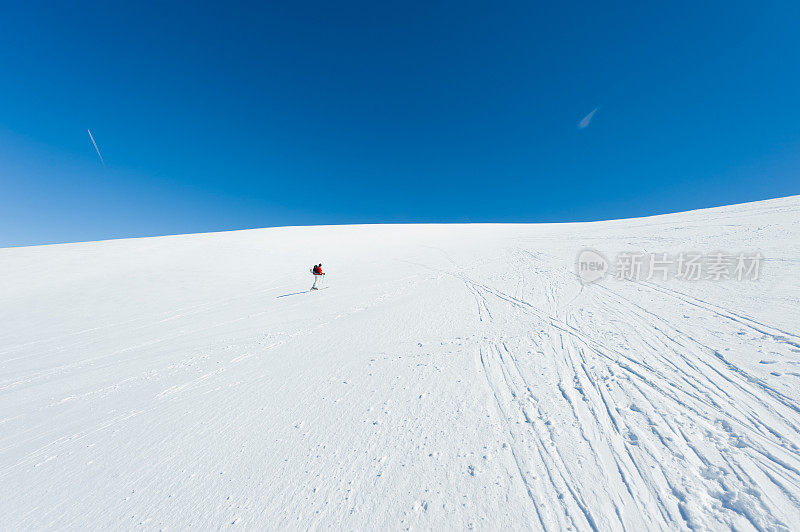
(463, 248), (800, 531)
(1, 196), (799, 530)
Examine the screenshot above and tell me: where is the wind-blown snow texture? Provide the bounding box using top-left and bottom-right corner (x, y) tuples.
(2, 197), (800, 530)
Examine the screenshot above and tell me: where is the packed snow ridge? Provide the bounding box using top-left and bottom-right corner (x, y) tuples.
(2, 196), (800, 530)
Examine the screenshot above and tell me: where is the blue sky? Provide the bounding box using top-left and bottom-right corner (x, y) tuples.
(2, 1), (799, 246)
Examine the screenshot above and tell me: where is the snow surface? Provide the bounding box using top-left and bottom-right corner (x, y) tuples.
(2, 196), (800, 530)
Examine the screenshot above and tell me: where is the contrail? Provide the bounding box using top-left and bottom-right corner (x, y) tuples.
(87, 129), (105, 166)
(578, 107), (599, 129)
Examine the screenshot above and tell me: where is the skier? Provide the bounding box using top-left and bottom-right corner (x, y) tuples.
(311, 263), (325, 290)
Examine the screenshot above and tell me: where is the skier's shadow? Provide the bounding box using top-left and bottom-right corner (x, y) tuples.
(276, 291), (307, 298)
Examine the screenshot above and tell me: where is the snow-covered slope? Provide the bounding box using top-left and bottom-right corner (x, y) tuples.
(2, 196), (800, 530)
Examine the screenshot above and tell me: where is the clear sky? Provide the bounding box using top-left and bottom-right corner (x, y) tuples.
(2, 1), (799, 247)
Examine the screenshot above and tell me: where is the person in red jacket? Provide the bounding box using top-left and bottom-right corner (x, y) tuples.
(311, 263), (325, 290)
